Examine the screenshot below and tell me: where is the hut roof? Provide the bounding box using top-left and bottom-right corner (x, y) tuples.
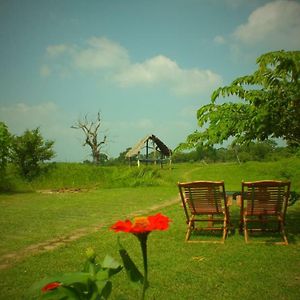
(125, 134), (172, 158)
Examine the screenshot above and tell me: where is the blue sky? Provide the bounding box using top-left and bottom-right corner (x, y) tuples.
(1, 0), (300, 161)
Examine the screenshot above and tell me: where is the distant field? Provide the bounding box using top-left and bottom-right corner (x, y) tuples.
(0, 158), (299, 299)
(5, 157), (300, 192)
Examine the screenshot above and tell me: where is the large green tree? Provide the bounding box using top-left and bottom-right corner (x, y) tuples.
(179, 50), (300, 150)
(11, 128), (55, 179)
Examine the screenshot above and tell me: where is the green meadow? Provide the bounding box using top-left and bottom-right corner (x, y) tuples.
(1, 158), (300, 299)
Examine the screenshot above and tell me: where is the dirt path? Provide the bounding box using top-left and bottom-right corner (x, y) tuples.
(0, 196), (179, 271)
(181, 164), (206, 182)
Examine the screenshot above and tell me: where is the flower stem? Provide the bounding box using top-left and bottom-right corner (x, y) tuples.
(138, 233), (149, 300)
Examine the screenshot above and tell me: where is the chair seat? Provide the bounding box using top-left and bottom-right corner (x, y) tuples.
(191, 211), (224, 215)
(242, 210), (281, 216)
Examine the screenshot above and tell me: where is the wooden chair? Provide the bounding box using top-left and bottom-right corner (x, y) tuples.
(240, 180), (291, 245)
(178, 181), (230, 243)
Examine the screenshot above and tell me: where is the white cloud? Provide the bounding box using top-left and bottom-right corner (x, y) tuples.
(45, 37), (129, 72)
(113, 55), (222, 96)
(173, 68), (222, 96)
(214, 35), (226, 44)
(233, 0), (300, 48)
(73, 37), (130, 70)
(46, 44), (69, 57)
(42, 37), (222, 97)
(114, 55), (179, 86)
(40, 64), (51, 77)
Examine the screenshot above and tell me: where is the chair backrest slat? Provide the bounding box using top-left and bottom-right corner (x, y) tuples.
(242, 180), (290, 216)
(178, 181), (227, 215)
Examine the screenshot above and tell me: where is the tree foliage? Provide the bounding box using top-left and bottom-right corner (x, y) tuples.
(173, 140), (296, 164)
(0, 122), (11, 172)
(11, 128), (55, 180)
(179, 50), (300, 150)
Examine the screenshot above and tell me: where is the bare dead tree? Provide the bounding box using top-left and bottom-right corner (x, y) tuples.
(71, 112), (107, 164)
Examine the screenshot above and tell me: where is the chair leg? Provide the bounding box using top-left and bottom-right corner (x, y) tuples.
(239, 207), (244, 233)
(239, 217), (243, 234)
(222, 219), (227, 243)
(279, 220), (288, 245)
(185, 220), (193, 241)
(243, 217), (249, 243)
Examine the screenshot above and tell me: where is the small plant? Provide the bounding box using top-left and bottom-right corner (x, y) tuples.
(34, 248), (122, 299)
(289, 191), (300, 206)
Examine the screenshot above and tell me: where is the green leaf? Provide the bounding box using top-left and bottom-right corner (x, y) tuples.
(68, 282), (88, 295)
(102, 255), (123, 278)
(86, 281), (101, 300)
(88, 260), (97, 277)
(102, 254), (121, 270)
(96, 269), (110, 281)
(40, 290), (66, 300)
(57, 286), (81, 299)
(55, 272), (91, 285)
(99, 281), (112, 299)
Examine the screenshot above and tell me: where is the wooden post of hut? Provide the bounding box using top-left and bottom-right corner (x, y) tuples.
(153, 140), (157, 165)
(137, 152), (140, 167)
(146, 139), (149, 165)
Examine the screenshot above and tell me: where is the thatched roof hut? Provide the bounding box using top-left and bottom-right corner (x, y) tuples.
(125, 134), (172, 166)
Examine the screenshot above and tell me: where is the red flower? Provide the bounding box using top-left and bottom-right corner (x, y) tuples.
(111, 213), (171, 234)
(41, 282), (61, 292)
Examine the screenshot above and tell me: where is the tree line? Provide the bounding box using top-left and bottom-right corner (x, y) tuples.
(97, 141), (297, 166)
(171, 142), (298, 164)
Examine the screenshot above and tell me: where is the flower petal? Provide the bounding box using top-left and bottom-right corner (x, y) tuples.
(148, 213), (171, 230)
(111, 213), (171, 234)
(41, 282), (61, 292)
(111, 220), (132, 232)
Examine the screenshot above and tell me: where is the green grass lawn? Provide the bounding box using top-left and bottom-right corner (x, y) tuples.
(0, 187), (176, 256)
(1, 159), (300, 299)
